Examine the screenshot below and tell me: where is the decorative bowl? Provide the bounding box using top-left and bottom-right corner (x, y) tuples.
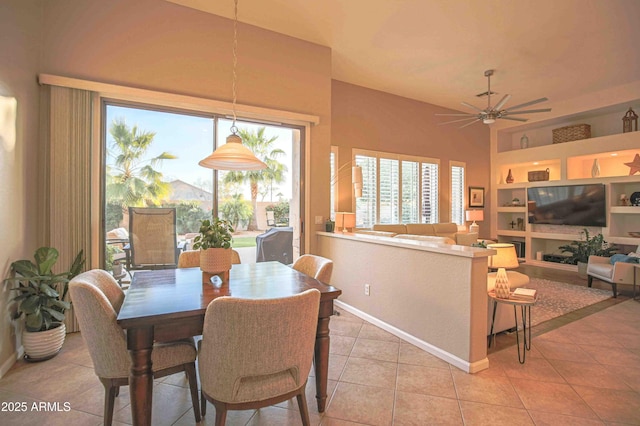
(628, 232), (640, 238)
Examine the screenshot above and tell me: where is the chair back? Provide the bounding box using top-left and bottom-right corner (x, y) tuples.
(69, 270), (130, 378)
(292, 254), (333, 283)
(129, 207), (178, 269)
(178, 249), (241, 268)
(199, 289), (320, 404)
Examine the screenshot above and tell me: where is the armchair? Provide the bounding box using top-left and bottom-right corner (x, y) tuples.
(587, 254), (639, 298)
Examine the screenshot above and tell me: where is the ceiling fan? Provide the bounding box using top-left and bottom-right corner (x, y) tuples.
(436, 69), (551, 128)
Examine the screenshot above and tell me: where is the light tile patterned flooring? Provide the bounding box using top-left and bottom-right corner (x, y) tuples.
(1, 281), (640, 424)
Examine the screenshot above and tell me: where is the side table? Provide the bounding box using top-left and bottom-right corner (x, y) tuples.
(488, 289), (537, 364)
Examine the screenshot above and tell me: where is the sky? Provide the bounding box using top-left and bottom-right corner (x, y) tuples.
(105, 105), (294, 202)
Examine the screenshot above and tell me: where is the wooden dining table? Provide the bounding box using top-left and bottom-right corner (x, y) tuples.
(116, 261), (341, 426)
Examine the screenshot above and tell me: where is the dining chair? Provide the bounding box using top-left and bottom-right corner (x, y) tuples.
(69, 269), (201, 425)
(127, 207), (179, 270)
(292, 254), (334, 283)
(178, 249), (241, 268)
(199, 289), (320, 425)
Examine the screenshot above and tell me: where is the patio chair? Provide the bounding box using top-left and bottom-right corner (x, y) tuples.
(127, 207), (180, 270)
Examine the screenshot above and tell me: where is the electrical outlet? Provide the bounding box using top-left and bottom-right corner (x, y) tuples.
(364, 284), (370, 296)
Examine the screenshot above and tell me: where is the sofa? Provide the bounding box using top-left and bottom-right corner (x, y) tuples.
(356, 223), (479, 246)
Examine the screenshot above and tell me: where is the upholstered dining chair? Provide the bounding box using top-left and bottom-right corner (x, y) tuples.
(291, 254), (334, 283)
(177, 249), (241, 268)
(69, 269), (201, 425)
(198, 289), (320, 425)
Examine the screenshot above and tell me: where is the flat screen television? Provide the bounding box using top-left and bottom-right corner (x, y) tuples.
(527, 184), (606, 227)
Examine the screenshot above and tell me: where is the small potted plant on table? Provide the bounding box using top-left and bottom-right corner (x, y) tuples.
(193, 217), (234, 281)
(5, 247), (84, 361)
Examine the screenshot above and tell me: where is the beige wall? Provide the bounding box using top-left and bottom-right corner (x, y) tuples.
(0, 0), (43, 375)
(331, 80), (491, 237)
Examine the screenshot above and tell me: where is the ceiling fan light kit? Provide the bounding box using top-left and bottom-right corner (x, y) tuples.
(436, 69), (551, 128)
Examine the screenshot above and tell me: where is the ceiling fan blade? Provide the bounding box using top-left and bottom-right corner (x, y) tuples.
(434, 113), (478, 117)
(503, 108), (552, 115)
(493, 94), (512, 111)
(461, 102), (485, 113)
(501, 116), (528, 122)
(504, 97), (549, 111)
(437, 116), (481, 125)
(459, 118), (482, 128)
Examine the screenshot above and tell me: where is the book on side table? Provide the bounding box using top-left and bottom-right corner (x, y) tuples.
(511, 287), (537, 301)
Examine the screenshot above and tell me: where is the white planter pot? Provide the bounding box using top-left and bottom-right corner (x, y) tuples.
(577, 261), (588, 279)
(22, 323), (66, 361)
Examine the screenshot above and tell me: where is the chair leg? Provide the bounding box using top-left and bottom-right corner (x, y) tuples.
(100, 378), (117, 426)
(296, 386), (311, 426)
(201, 390), (207, 416)
(587, 275), (593, 288)
(184, 363), (201, 422)
(612, 282), (618, 298)
(212, 401), (227, 426)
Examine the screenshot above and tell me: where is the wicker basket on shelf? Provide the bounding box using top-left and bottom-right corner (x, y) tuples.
(552, 124), (591, 144)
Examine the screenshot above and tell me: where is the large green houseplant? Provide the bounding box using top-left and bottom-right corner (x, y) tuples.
(558, 229), (617, 276)
(5, 247), (85, 360)
(193, 218), (234, 275)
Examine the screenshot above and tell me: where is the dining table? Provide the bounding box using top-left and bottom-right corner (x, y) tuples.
(116, 261), (341, 426)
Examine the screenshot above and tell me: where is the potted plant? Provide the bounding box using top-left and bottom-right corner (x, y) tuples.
(105, 244), (124, 277)
(558, 229), (617, 277)
(5, 247), (85, 361)
(192, 217), (234, 275)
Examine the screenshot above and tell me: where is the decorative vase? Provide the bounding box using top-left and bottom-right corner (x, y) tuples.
(506, 169), (514, 184)
(591, 158), (601, 178)
(200, 248), (232, 275)
(520, 134), (529, 149)
(23, 322), (66, 361)
(494, 268), (511, 299)
(325, 220), (335, 232)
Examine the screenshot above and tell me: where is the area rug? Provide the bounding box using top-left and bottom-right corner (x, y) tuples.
(525, 278), (612, 327)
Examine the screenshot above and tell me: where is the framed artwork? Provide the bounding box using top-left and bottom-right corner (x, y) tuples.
(469, 186), (485, 208)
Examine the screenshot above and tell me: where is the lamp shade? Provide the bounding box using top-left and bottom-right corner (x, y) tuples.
(487, 243), (519, 269)
(465, 210), (484, 222)
(335, 212), (356, 232)
(199, 133), (267, 170)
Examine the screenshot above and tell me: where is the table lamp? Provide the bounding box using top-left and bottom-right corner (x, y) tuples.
(334, 212), (356, 232)
(465, 209), (484, 234)
(487, 243), (519, 298)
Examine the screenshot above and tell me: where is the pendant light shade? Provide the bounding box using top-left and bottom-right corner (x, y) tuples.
(199, 133), (267, 170)
(198, 0), (266, 171)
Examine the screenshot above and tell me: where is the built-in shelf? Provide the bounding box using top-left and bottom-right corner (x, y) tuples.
(493, 100), (640, 271)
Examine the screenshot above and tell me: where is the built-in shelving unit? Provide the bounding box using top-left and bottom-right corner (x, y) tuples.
(491, 100), (640, 270)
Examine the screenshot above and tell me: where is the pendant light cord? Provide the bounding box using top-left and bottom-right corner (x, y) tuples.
(231, 0), (239, 134)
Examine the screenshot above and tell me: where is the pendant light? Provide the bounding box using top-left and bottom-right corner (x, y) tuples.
(199, 0), (266, 171)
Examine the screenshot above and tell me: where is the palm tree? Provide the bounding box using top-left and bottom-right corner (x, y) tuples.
(223, 127), (287, 231)
(106, 118), (177, 208)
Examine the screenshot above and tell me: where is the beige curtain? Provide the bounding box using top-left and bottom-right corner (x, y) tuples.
(39, 85), (93, 333)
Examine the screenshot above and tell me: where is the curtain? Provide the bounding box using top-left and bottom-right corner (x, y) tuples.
(40, 85), (93, 333)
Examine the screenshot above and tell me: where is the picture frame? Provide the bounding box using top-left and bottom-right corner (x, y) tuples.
(469, 186), (485, 208)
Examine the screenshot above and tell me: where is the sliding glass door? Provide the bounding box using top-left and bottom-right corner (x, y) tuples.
(102, 103), (300, 275)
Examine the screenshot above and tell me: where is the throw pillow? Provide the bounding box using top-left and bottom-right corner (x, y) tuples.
(610, 254), (640, 264)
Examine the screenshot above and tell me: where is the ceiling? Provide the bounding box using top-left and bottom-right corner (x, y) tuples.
(167, 0), (640, 114)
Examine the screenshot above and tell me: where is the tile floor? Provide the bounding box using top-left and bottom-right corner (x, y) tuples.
(1, 277), (640, 425)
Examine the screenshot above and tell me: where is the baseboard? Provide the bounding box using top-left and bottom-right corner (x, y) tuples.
(334, 300), (489, 373)
(0, 346), (22, 379)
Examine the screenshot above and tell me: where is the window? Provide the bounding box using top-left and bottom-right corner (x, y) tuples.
(354, 149), (439, 228)
(330, 146), (338, 219)
(451, 162), (466, 225)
